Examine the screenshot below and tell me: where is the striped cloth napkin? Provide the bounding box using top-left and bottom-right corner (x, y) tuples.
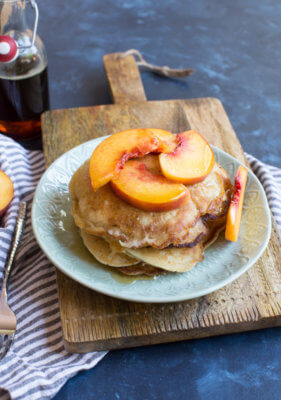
(0, 133), (280, 400)
(0, 135), (106, 400)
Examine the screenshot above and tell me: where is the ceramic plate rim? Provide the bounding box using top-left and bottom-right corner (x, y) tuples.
(32, 138), (272, 303)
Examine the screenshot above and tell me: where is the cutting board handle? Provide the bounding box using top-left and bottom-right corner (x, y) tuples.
(103, 53), (147, 104)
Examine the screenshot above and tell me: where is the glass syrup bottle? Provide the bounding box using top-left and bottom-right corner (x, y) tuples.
(0, 0), (50, 140)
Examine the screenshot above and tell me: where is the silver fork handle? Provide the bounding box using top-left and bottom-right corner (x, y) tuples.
(1, 202), (27, 297)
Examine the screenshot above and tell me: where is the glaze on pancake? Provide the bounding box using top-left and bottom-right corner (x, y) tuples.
(115, 264), (163, 276)
(69, 155), (232, 250)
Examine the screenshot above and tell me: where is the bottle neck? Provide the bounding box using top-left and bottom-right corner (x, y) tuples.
(0, 0), (39, 50)
(0, 0), (47, 79)
(0, 1), (29, 35)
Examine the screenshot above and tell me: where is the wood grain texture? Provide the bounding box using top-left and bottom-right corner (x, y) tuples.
(41, 53), (281, 352)
(103, 53), (147, 104)
(41, 97), (281, 352)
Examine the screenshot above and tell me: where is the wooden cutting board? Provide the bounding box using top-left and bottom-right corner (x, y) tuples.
(41, 53), (281, 352)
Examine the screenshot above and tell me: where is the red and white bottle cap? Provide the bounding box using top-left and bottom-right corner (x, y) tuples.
(0, 35), (18, 63)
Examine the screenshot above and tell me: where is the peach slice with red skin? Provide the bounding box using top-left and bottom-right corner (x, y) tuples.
(110, 159), (190, 212)
(0, 170), (14, 217)
(89, 128), (177, 191)
(225, 165), (248, 242)
(159, 130), (215, 184)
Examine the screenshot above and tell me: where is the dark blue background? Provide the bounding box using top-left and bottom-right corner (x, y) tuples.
(36, 0), (281, 398)
(39, 0), (281, 167)
(55, 329), (281, 400)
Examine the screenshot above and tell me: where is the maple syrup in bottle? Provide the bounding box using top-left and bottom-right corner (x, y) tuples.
(0, 0), (50, 140)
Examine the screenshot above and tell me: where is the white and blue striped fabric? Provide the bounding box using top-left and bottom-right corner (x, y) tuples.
(0, 134), (280, 400)
(0, 135), (106, 400)
(245, 152), (281, 230)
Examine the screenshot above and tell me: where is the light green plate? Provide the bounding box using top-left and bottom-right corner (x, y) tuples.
(32, 137), (271, 303)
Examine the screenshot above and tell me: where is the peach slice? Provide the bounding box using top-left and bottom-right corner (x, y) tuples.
(159, 130), (215, 184)
(0, 170), (14, 217)
(89, 128), (176, 191)
(110, 159), (190, 212)
(225, 165), (248, 242)
(150, 128), (177, 153)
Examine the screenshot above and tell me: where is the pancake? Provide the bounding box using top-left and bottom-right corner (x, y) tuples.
(70, 155), (232, 249)
(189, 164), (233, 217)
(79, 212), (227, 276)
(80, 230), (138, 267)
(81, 229), (204, 273)
(123, 216), (227, 272)
(80, 229), (162, 276)
(81, 227), (206, 275)
(203, 215), (227, 249)
(125, 243), (204, 272)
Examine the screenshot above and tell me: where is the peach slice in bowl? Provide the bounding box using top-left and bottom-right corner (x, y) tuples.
(110, 158), (190, 212)
(89, 128), (177, 191)
(225, 165), (248, 242)
(159, 130), (215, 184)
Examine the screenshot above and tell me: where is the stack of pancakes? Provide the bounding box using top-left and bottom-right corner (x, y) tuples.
(69, 153), (233, 276)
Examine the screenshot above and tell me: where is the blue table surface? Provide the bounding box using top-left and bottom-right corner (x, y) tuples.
(35, 0), (281, 398)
